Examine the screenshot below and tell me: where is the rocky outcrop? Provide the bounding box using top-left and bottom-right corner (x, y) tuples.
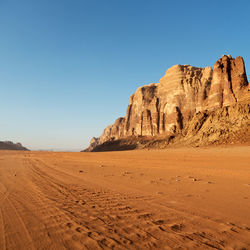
(182, 102), (250, 146)
(207, 55), (249, 109)
(85, 55), (249, 151)
(0, 141), (29, 150)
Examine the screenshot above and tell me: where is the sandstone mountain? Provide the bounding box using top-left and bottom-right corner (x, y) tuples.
(85, 55), (250, 152)
(0, 141), (29, 150)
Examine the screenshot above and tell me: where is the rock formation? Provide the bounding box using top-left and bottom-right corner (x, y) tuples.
(85, 55), (250, 151)
(207, 55), (249, 109)
(0, 141), (29, 150)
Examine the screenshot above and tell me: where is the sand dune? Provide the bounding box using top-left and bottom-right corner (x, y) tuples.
(0, 147), (249, 249)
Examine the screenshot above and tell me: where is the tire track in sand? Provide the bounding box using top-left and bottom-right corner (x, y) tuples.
(25, 157), (245, 249)
(2, 197), (36, 250)
(0, 208), (6, 250)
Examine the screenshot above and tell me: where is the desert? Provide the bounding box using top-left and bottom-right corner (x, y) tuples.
(0, 146), (249, 249)
(1, 1), (250, 249)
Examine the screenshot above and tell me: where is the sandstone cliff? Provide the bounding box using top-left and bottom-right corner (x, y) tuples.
(85, 55), (250, 151)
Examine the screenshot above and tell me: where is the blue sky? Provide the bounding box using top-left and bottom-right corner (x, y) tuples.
(0, 0), (249, 150)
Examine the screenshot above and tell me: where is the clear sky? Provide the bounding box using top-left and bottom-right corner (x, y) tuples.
(0, 0), (249, 151)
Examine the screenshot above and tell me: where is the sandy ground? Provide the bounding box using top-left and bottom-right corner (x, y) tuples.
(0, 147), (249, 249)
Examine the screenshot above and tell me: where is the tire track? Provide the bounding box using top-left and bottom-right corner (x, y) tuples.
(0, 208), (6, 250)
(5, 198), (36, 250)
(0, 154), (246, 249)
(26, 159), (170, 248)
(25, 157), (235, 249)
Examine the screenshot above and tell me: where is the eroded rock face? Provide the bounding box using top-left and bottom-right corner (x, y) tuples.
(207, 55), (249, 109)
(124, 83), (159, 137)
(157, 65), (213, 133)
(86, 55), (249, 151)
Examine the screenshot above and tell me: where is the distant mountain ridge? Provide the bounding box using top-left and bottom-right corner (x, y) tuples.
(84, 55), (250, 152)
(0, 141), (29, 150)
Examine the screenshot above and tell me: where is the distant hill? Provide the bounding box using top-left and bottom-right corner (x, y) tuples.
(0, 141), (29, 150)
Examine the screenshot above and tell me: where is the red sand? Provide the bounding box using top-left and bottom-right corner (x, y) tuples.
(0, 146), (249, 249)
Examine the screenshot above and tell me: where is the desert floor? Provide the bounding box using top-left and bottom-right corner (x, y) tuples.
(0, 147), (249, 249)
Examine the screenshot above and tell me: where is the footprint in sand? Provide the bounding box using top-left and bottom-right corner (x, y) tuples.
(66, 222), (73, 228)
(150, 180), (159, 184)
(170, 223), (184, 232)
(124, 171), (132, 175)
(153, 219), (165, 225)
(156, 191), (164, 195)
(75, 227), (82, 233)
(137, 213), (152, 219)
